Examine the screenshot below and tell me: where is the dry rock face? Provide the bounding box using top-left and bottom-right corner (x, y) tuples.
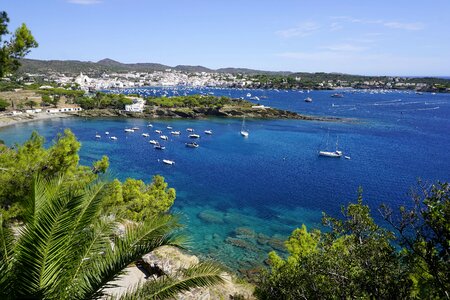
(143, 246), (254, 300)
(104, 246), (254, 300)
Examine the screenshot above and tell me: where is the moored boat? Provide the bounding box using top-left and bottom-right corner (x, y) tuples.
(331, 93), (344, 98)
(171, 131), (181, 135)
(149, 140), (158, 145)
(160, 135), (169, 140)
(163, 159), (175, 165)
(124, 128), (134, 133)
(304, 97), (313, 103)
(185, 142), (199, 148)
(154, 144), (165, 150)
(189, 134), (200, 138)
(204, 130), (213, 135)
(142, 133), (150, 137)
(240, 117), (249, 137)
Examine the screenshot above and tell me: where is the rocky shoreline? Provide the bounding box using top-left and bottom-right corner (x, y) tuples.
(74, 106), (349, 122)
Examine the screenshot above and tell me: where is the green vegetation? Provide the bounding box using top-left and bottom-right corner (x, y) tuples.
(75, 92), (133, 110)
(101, 176), (176, 222)
(0, 175), (224, 299)
(0, 98), (8, 111)
(0, 130), (170, 222)
(255, 186), (449, 299)
(0, 11), (38, 77)
(146, 95), (252, 109)
(0, 130), (225, 299)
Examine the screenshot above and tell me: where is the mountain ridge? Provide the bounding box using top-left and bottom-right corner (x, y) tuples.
(18, 58), (293, 76)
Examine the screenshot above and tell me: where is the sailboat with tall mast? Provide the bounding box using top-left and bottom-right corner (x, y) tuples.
(319, 132), (343, 158)
(240, 117), (249, 137)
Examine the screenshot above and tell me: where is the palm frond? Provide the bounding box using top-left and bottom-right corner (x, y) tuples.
(0, 214), (16, 299)
(71, 215), (183, 299)
(119, 261), (226, 300)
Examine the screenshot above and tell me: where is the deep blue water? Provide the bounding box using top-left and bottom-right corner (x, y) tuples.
(1, 88), (449, 272)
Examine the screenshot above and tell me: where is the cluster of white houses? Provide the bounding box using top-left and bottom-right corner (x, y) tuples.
(9, 106), (83, 116)
(124, 97), (145, 113)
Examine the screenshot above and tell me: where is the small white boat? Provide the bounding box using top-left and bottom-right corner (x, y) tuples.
(318, 135), (342, 158)
(319, 150), (343, 158)
(240, 117), (249, 137)
(163, 159), (175, 165)
(160, 135), (169, 140)
(246, 93), (252, 97)
(189, 134), (200, 139)
(105, 131), (110, 135)
(331, 93), (344, 98)
(149, 140), (158, 145)
(142, 133), (150, 137)
(154, 145), (165, 150)
(171, 131), (181, 135)
(185, 142), (199, 148)
(155, 130), (162, 134)
(167, 126), (173, 130)
(95, 134), (101, 139)
(110, 136), (118, 140)
(147, 124), (153, 127)
(304, 97), (313, 103)
(345, 156), (351, 160)
(124, 128), (134, 133)
(204, 130), (213, 135)
(186, 128), (194, 132)
(132, 127), (139, 130)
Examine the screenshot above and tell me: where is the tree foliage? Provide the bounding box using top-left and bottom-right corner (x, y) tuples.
(256, 186), (450, 299)
(146, 95), (252, 109)
(0, 176), (224, 299)
(0, 97), (8, 111)
(0, 130), (109, 220)
(102, 175), (176, 221)
(0, 11), (38, 77)
(381, 182), (450, 299)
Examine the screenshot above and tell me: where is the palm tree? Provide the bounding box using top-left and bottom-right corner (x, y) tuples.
(0, 176), (224, 299)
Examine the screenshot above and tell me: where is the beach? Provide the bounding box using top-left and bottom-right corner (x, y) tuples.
(0, 112), (71, 129)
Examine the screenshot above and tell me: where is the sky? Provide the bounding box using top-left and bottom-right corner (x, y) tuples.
(2, 0), (450, 76)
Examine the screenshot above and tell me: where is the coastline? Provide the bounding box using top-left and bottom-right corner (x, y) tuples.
(0, 112), (72, 129)
(0, 106), (354, 130)
(74, 107), (353, 123)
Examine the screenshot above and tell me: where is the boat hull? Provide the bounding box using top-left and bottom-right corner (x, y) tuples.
(319, 151), (342, 158)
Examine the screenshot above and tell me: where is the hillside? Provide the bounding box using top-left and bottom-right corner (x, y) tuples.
(18, 58), (285, 76)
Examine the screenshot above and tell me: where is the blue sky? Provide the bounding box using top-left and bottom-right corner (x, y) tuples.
(3, 0), (450, 76)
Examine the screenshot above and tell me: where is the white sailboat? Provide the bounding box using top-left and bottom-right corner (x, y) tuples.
(240, 117), (249, 137)
(319, 133), (342, 158)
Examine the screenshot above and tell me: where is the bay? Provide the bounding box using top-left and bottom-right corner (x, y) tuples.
(1, 88), (449, 272)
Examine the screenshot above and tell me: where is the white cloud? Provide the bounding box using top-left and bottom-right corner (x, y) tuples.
(67, 0), (102, 4)
(276, 51), (446, 75)
(330, 16), (424, 31)
(321, 44), (368, 52)
(383, 22), (424, 31)
(329, 22), (343, 32)
(276, 22), (320, 38)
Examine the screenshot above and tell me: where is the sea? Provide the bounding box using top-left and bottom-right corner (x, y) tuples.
(1, 87), (449, 273)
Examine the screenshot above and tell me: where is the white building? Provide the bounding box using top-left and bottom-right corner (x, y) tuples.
(46, 107), (82, 113)
(125, 97), (145, 113)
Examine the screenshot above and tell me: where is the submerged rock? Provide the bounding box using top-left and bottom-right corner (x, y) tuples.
(225, 237), (258, 252)
(197, 210), (224, 224)
(234, 227), (256, 238)
(268, 237), (286, 252)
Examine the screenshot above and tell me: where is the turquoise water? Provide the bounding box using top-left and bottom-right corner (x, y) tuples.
(1, 88), (449, 273)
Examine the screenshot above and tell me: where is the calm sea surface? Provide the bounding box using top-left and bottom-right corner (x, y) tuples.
(1, 88), (449, 272)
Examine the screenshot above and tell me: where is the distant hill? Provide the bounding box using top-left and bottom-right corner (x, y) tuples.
(17, 58), (291, 76)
